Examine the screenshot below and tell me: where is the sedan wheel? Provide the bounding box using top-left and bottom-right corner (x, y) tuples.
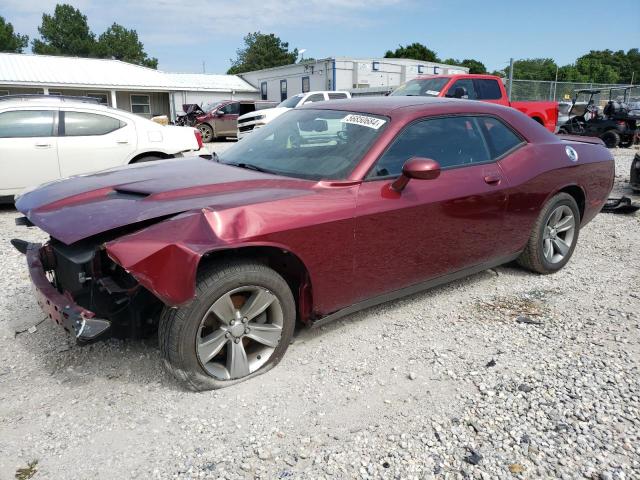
(196, 286), (284, 380)
(159, 261), (295, 391)
(517, 192), (580, 274)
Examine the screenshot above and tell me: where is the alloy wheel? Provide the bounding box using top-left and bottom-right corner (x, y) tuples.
(542, 205), (576, 264)
(196, 286), (283, 380)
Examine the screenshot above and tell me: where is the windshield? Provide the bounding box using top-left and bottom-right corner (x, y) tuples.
(278, 95), (304, 108)
(219, 109), (388, 180)
(390, 77), (449, 97)
(202, 101), (224, 112)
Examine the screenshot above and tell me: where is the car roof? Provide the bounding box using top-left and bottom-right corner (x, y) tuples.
(298, 95), (460, 115)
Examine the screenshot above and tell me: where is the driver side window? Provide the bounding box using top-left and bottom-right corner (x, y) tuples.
(446, 79), (477, 100)
(221, 102), (239, 115)
(369, 116), (491, 178)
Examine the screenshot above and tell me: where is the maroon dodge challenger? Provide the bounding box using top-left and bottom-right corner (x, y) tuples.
(12, 97), (614, 390)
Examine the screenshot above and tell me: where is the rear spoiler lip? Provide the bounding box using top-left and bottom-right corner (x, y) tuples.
(557, 134), (605, 146)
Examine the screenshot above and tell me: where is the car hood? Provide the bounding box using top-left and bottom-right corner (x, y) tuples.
(15, 157), (314, 245)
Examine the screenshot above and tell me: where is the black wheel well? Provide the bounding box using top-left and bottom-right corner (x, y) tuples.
(559, 185), (585, 221)
(531, 116), (544, 125)
(197, 246), (312, 322)
(130, 151), (172, 163)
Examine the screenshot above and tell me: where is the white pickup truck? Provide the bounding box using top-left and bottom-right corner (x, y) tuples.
(237, 90), (351, 139)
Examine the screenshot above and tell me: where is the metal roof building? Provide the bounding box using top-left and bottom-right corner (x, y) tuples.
(0, 53), (258, 119)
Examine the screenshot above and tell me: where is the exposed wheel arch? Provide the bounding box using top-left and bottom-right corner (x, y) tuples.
(129, 151), (173, 164)
(531, 116), (544, 125)
(558, 185), (585, 223)
(197, 246), (313, 324)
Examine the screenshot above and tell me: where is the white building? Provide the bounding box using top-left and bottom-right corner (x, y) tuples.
(0, 53), (258, 120)
(239, 57), (469, 101)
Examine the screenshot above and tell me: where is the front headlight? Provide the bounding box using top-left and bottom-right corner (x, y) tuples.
(253, 115), (265, 121)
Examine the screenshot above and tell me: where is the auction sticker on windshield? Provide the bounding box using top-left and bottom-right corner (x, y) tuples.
(341, 114), (386, 130)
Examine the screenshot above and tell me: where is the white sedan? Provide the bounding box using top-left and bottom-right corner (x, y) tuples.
(0, 95), (205, 201)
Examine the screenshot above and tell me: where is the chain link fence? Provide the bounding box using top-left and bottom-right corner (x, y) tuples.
(506, 80), (639, 105)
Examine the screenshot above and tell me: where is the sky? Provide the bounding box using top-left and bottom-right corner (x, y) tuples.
(2, 0), (639, 74)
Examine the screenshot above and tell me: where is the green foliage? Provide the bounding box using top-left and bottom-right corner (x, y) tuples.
(504, 58), (558, 81)
(96, 23), (158, 69)
(442, 58), (487, 74)
(29, 3), (157, 68)
(384, 42), (438, 62)
(0, 16), (28, 53)
(32, 4), (95, 56)
(227, 32), (298, 74)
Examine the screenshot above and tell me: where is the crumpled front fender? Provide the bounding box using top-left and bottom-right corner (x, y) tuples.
(105, 207), (305, 306)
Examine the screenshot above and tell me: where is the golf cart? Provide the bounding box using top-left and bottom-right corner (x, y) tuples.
(558, 87), (639, 148)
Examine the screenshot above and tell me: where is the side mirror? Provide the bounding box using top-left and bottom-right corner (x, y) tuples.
(390, 157), (441, 192)
(215, 110), (224, 117)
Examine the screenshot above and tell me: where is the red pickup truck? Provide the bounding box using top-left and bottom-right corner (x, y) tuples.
(390, 74), (558, 132)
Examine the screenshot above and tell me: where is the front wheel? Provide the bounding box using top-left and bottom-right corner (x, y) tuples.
(159, 260), (296, 391)
(517, 193), (580, 274)
(197, 123), (215, 143)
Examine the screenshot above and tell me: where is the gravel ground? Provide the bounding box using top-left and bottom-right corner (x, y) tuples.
(0, 147), (638, 480)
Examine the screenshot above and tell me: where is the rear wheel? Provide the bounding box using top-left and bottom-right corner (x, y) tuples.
(159, 260), (295, 391)
(517, 193), (580, 274)
(601, 130), (620, 148)
(132, 155), (164, 163)
(197, 123), (215, 143)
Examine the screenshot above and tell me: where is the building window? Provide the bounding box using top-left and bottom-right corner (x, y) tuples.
(372, 61), (380, 71)
(130, 94), (151, 115)
(433, 66), (441, 75)
(0, 90), (8, 96)
(87, 92), (109, 105)
(418, 65), (424, 74)
(302, 76), (310, 93)
(280, 80), (287, 101)
(261, 82), (267, 100)
(49, 91), (62, 96)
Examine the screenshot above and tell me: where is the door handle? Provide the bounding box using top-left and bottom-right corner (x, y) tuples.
(483, 174), (501, 185)
(34, 142), (52, 148)
(116, 140), (129, 144)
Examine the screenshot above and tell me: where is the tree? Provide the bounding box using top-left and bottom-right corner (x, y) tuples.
(504, 58), (558, 81)
(32, 4), (95, 56)
(442, 58), (486, 74)
(384, 42), (438, 62)
(0, 16), (28, 53)
(228, 32), (298, 74)
(95, 23), (158, 69)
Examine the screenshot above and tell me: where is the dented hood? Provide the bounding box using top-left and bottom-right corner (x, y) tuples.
(15, 157), (314, 245)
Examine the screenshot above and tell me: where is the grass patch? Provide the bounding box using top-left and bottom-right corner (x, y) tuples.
(15, 460), (38, 480)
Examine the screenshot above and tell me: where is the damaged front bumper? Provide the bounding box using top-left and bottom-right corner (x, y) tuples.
(21, 242), (110, 341)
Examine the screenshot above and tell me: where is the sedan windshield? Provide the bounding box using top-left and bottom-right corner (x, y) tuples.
(219, 109), (388, 180)
(278, 95), (304, 108)
(390, 77), (449, 97)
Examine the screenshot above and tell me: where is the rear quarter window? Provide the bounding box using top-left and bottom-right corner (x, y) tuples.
(479, 117), (525, 158)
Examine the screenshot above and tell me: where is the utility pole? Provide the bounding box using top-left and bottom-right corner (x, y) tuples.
(631, 71), (635, 86)
(507, 58), (514, 101)
(553, 65), (559, 101)
(202, 61), (206, 73)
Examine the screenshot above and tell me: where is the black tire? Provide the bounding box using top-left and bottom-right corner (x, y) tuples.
(517, 193), (581, 274)
(197, 123), (215, 143)
(159, 260), (296, 391)
(132, 155), (164, 163)
(631, 154), (640, 192)
(601, 130), (620, 148)
(557, 127), (569, 135)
